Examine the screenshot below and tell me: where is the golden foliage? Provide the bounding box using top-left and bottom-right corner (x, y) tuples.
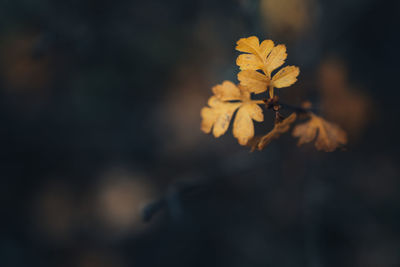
(236, 36), (299, 97)
(237, 70), (269, 94)
(292, 114), (347, 152)
(200, 36), (347, 152)
(200, 96), (241, 138)
(236, 37), (274, 71)
(201, 81), (263, 145)
(271, 66), (300, 88)
(248, 113), (297, 151)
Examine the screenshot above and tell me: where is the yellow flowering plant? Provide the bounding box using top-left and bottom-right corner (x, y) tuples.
(201, 36), (347, 152)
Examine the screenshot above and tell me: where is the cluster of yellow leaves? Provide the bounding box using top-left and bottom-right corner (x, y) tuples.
(236, 36), (299, 97)
(200, 36), (347, 152)
(292, 113), (347, 152)
(201, 36), (300, 145)
(201, 81), (263, 145)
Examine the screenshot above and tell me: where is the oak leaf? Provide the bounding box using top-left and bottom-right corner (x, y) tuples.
(248, 113), (297, 151)
(201, 81), (264, 145)
(292, 114), (347, 152)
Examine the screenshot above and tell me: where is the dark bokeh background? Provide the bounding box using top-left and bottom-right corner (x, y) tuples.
(1, 0), (399, 266)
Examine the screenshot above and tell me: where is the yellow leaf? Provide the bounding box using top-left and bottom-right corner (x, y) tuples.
(212, 80), (242, 101)
(236, 54), (264, 71)
(237, 70), (269, 94)
(235, 37), (299, 94)
(200, 96), (241, 137)
(260, 40), (275, 59)
(212, 108), (236, 137)
(235, 37), (275, 71)
(200, 107), (217, 133)
(272, 66), (300, 88)
(233, 103), (264, 145)
(292, 114), (347, 152)
(265, 44), (287, 74)
(236, 36), (261, 54)
(201, 82), (264, 144)
(248, 113), (297, 151)
(201, 36), (304, 147)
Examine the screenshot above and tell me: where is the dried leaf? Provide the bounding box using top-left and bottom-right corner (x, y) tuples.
(249, 113), (297, 151)
(201, 82), (264, 145)
(212, 80), (242, 101)
(201, 96), (241, 137)
(236, 36), (262, 54)
(236, 37), (286, 75)
(265, 44), (287, 74)
(237, 70), (269, 94)
(233, 103), (264, 145)
(259, 40), (275, 59)
(236, 37), (274, 59)
(236, 37), (274, 71)
(292, 114), (347, 152)
(236, 54), (264, 71)
(271, 66), (300, 88)
(235, 36), (299, 95)
(201, 37), (305, 148)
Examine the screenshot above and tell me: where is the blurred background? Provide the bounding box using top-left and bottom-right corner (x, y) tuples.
(0, 0), (399, 266)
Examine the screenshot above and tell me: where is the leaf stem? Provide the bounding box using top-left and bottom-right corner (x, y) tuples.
(268, 86), (274, 98)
